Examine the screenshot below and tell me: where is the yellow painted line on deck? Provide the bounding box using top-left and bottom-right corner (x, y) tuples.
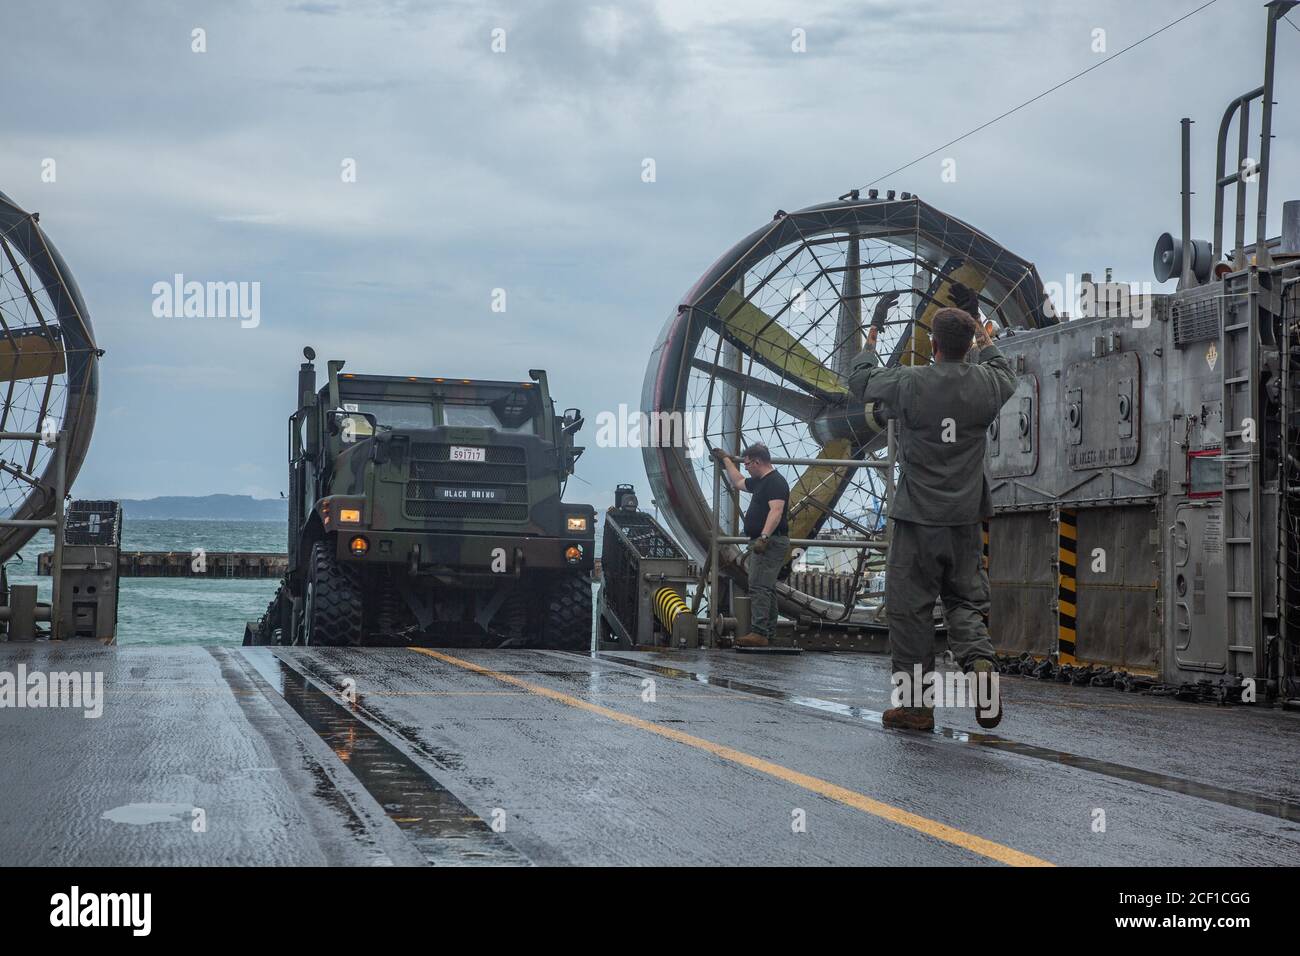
(410, 647), (1053, 868)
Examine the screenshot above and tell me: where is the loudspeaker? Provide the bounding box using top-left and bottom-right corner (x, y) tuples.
(1153, 232), (1213, 283)
(614, 483), (639, 512)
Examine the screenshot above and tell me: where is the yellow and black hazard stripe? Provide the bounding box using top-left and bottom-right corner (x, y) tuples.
(653, 587), (689, 632)
(1057, 509), (1077, 664)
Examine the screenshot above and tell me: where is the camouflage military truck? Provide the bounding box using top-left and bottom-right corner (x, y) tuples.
(244, 347), (595, 648)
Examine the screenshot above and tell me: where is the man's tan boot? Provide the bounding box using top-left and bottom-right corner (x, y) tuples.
(735, 633), (769, 648)
(881, 706), (935, 731)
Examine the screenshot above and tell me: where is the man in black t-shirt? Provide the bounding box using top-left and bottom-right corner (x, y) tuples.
(713, 442), (790, 647)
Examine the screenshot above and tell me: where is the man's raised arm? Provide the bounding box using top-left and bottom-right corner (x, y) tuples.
(972, 321), (1018, 406)
(711, 447), (747, 490)
(847, 325), (908, 406)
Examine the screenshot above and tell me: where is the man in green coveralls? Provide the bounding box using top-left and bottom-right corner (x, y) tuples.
(848, 297), (1017, 731)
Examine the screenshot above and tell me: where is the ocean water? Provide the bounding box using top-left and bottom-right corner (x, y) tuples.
(6, 520), (283, 646)
(6, 519), (602, 646)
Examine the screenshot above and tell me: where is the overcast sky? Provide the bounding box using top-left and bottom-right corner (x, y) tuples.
(3, 0), (1297, 510)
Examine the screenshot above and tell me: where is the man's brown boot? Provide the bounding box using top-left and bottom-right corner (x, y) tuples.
(735, 633), (769, 648)
(881, 706), (934, 731)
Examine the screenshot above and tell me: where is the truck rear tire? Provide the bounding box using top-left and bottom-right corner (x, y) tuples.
(536, 573), (593, 651)
(246, 588), (289, 646)
(304, 542), (364, 646)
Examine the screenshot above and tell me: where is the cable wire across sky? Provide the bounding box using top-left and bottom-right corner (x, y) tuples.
(858, 0), (1223, 191)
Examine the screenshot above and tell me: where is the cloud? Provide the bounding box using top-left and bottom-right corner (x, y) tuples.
(0, 0), (1294, 506)
(493, 0), (681, 93)
(288, 1), (344, 15)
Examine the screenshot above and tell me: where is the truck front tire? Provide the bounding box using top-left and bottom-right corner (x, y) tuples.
(304, 542), (364, 646)
(536, 573), (593, 651)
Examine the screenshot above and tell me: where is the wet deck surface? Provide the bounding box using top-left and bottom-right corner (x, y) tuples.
(1, 642), (1298, 866)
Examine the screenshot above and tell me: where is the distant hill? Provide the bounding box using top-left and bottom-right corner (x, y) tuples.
(118, 495), (287, 521)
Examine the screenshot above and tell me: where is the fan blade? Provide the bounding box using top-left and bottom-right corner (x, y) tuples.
(0, 328), (64, 383)
(711, 289), (848, 399)
(691, 359), (824, 424)
(903, 259), (989, 366)
(784, 438), (856, 543)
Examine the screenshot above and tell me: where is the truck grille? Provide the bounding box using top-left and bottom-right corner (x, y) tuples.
(405, 501), (529, 521)
(410, 461), (518, 482)
(405, 442), (530, 522)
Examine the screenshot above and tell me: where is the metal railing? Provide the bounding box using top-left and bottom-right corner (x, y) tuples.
(0, 430), (67, 639)
(705, 420), (896, 638)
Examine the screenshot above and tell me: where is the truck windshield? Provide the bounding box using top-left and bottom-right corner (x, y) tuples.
(443, 403), (536, 434)
(345, 400), (435, 430)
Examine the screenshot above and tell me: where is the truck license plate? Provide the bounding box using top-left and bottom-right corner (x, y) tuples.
(450, 445), (486, 462)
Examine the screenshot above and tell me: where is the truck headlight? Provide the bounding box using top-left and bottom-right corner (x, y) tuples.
(566, 516), (588, 532)
(339, 508), (362, 524)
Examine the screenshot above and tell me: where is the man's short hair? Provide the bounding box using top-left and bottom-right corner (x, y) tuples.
(931, 308), (975, 359)
(741, 442), (771, 464)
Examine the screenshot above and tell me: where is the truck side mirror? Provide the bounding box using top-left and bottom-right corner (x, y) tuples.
(562, 408), (584, 435)
(326, 409), (378, 444)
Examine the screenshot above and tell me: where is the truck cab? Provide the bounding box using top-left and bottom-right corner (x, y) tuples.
(249, 348), (595, 649)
